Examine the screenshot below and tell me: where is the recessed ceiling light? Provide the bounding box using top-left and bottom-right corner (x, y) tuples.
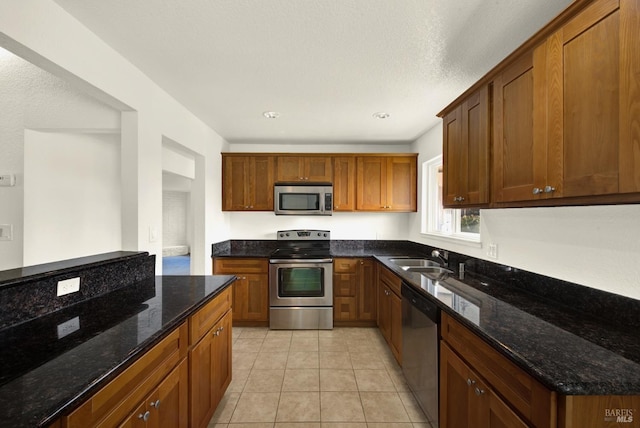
(263, 111), (280, 119)
(373, 112), (390, 119)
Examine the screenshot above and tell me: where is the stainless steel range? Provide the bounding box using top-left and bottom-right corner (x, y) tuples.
(269, 229), (333, 329)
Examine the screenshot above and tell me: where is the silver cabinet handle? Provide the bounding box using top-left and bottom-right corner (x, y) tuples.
(150, 399), (161, 408)
(474, 387), (485, 396)
(139, 411), (150, 421)
(532, 187), (542, 195)
(467, 378), (476, 386)
(544, 185), (555, 193)
(454, 196), (466, 202)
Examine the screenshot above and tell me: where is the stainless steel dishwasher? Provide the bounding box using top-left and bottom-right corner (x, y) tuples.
(402, 282), (440, 427)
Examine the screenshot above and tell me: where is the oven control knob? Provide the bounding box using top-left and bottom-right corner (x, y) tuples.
(285, 233), (290, 237)
(323, 233), (328, 237)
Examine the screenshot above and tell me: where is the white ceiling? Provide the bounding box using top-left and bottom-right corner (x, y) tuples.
(53, 0), (573, 144)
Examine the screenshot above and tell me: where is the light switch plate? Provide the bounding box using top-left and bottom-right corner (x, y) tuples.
(0, 174), (16, 187)
(487, 243), (498, 259)
(57, 316), (80, 339)
(0, 225), (13, 241)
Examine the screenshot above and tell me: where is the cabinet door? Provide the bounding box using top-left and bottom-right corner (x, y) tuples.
(233, 274), (268, 322)
(305, 156), (333, 182)
(189, 331), (215, 428)
(487, 391), (528, 428)
(386, 156), (417, 211)
(250, 156), (275, 210)
(357, 259), (376, 321)
(222, 155), (274, 211)
(189, 311), (232, 428)
(493, 50), (548, 203)
(276, 156), (332, 182)
(377, 284), (391, 341)
(333, 156), (356, 211)
(151, 359), (188, 428)
(546, 0), (621, 198)
(223, 155), (251, 210)
(357, 156), (386, 210)
(212, 311), (232, 409)
(118, 403), (147, 428)
(389, 290), (402, 365)
(443, 88), (489, 207)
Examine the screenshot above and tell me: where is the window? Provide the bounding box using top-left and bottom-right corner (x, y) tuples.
(422, 155), (481, 243)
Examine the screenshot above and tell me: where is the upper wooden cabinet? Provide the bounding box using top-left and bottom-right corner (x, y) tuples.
(442, 86), (490, 207)
(356, 155), (417, 211)
(276, 155), (333, 182)
(446, 0), (640, 207)
(332, 156), (356, 211)
(222, 154), (275, 211)
(492, 49), (546, 204)
(543, 0), (640, 199)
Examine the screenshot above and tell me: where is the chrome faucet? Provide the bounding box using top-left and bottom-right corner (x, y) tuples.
(431, 249), (449, 267)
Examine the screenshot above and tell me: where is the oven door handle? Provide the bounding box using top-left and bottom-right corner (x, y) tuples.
(269, 258), (333, 264)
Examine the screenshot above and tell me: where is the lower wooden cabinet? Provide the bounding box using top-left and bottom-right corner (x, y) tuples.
(333, 258), (376, 325)
(376, 263), (402, 365)
(440, 312), (553, 428)
(63, 287), (233, 428)
(213, 258), (269, 325)
(65, 324), (189, 428)
(189, 310), (232, 428)
(118, 359), (188, 428)
(440, 342), (528, 428)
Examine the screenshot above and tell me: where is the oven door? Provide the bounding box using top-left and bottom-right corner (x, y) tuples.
(269, 260), (333, 307)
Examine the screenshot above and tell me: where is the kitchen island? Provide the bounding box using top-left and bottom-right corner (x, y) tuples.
(0, 274), (235, 428)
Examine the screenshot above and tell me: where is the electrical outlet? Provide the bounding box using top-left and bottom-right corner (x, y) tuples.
(57, 316), (80, 339)
(487, 243), (498, 259)
(0, 174), (16, 187)
(57, 277), (80, 296)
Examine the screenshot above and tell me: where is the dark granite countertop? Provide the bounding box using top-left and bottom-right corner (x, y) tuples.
(210, 239), (640, 395)
(0, 275), (235, 428)
(375, 256), (640, 396)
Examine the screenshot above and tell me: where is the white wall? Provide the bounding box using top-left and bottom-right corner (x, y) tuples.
(0, 0), (229, 274)
(0, 47), (121, 270)
(410, 124), (640, 301)
(23, 131), (121, 265)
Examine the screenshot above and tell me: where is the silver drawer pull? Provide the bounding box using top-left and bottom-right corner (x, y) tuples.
(150, 399), (161, 408)
(474, 387), (485, 396)
(139, 411), (150, 421)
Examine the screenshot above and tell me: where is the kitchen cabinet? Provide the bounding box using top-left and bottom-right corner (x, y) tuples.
(222, 154), (275, 211)
(442, 86), (490, 207)
(332, 156), (356, 211)
(333, 257), (376, 325)
(276, 155), (333, 182)
(117, 360), (188, 428)
(541, 0), (640, 200)
(440, 343), (528, 428)
(440, 312), (554, 428)
(213, 257), (269, 326)
(376, 264), (402, 365)
(189, 288), (233, 428)
(356, 155), (417, 211)
(65, 323), (189, 428)
(492, 48), (546, 204)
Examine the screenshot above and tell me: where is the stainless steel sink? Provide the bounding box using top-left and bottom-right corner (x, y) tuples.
(402, 266), (453, 275)
(388, 258), (441, 268)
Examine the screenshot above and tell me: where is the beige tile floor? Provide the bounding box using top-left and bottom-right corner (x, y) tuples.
(208, 326), (434, 428)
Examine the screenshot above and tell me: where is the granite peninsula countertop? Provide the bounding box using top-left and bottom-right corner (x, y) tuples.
(0, 275), (235, 428)
(212, 240), (640, 396)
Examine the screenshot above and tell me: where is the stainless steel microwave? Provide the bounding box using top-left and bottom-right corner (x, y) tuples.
(274, 182), (333, 216)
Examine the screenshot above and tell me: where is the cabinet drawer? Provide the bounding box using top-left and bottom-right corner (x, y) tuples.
(333, 258), (359, 273)
(441, 313), (553, 427)
(190, 287), (232, 345)
(66, 323), (188, 428)
(378, 265), (402, 296)
(334, 273), (357, 296)
(213, 258), (268, 274)
(334, 297), (357, 321)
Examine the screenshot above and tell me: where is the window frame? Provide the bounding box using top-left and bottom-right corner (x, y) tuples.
(421, 155), (482, 247)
